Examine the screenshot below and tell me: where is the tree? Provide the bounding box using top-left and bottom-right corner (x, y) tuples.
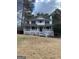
(51, 9), (61, 37)
(36, 13), (50, 19)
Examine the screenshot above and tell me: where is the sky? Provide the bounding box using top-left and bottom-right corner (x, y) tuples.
(32, 0), (61, 15)
(17, 0), (61, 26)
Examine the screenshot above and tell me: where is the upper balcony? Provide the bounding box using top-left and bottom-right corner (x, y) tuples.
(24, 20), (52, 27)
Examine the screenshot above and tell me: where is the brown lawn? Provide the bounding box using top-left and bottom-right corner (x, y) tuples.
(17, 34), (61, 59)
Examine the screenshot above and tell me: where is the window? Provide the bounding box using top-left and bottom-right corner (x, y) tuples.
(32, 27), (37, 30)
(26, 26), (30, 31)
(46, 26), (51, 30)
(40, 21), (42, 23)
(45, 20), (49, 24)
(39, 20), (43, 23)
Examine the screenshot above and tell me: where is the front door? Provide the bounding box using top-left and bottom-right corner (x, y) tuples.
(39, 27), (43, 32)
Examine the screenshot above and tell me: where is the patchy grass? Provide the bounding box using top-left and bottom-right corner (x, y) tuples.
(17, 34), (61, 59)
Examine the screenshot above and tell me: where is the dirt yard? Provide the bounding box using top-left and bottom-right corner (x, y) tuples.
(17, 34), (61, 59)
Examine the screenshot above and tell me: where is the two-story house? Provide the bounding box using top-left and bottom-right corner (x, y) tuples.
(23, 16), (54, 37)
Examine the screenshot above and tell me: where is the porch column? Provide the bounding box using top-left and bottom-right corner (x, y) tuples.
(37, 26), (39, 31)
(51, 26), (53, 31)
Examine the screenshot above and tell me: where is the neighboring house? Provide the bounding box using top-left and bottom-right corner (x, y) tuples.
(23, 16), (54, 37)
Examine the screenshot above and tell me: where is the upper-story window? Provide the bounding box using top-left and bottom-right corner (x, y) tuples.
(45, 20), (49, 24)
(38, 20), (43, 23)
(39, 20), (43, 23)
